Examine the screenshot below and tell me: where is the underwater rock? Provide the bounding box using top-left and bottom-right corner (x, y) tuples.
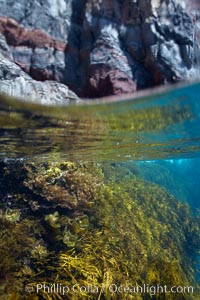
(22, 162), (103, 212)
(0, 161), (200, 299)
(0, 217), (46, 291)
(0, 0), (199, 100)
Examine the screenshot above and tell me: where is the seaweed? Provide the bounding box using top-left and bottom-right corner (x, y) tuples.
(0, 161), (199, 299)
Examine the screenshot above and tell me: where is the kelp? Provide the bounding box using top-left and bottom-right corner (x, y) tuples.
(0, 161), (199, 300)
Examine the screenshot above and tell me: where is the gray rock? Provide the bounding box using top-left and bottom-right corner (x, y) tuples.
(81, 0), (200, 95)
(0, 33), (13, 60)
(0, 0), (199, 99)
(0, 52), (80, 105)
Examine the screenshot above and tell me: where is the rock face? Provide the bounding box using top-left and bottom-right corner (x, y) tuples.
(0, 0), (199, 102)
(0, 51), (79, 105)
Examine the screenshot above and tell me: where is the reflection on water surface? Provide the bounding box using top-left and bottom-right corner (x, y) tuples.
(0, 81), (200, 162)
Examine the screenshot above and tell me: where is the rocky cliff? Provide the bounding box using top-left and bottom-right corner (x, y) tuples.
(0, 0), (199, 104)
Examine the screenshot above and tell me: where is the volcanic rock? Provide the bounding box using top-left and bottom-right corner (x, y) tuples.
(0, 0), (199, 102)
(0, 52), (80, 105)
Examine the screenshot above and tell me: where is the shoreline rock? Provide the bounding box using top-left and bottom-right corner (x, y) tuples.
(0, 0), (199, 103)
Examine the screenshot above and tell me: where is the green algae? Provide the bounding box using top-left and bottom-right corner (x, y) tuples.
(0, 161), (199, 300)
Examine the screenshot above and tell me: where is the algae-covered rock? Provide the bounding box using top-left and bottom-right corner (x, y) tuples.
(92, 178), (200, 282)
(23, 161), (104, 211)
(0, 161), (199, 299)
(0, 217), (46, 294)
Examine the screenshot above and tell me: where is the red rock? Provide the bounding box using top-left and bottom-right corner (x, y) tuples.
(30, 67), (54, 82)
(0, 16), (68, 83)
(0, 16), (66, 51)
(86, 65), (137, 98)
(0, 0), (198, 100)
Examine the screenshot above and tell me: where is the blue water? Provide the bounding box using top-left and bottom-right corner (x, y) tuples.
(137, 157), (200, 285)
(137, 158), (200, 209)
(0, 81), (200, 299)
(1, 81), (200, 162)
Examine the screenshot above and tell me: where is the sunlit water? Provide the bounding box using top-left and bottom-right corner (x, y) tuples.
(0, 81), (200, 299)
(1, 81), (200, 162)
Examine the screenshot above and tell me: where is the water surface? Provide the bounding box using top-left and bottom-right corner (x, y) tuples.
(0, 81), (200, 300)
(1, 81), (200, 162)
